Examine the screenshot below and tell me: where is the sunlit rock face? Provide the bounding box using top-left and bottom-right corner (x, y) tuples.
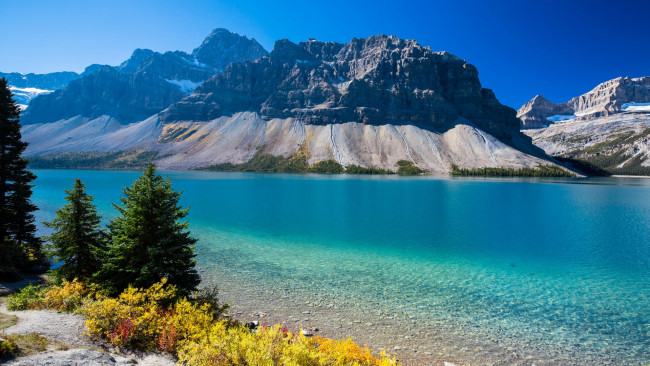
(518, 76), (650, 129)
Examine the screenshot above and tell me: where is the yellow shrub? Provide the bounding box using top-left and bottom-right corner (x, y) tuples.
(83, 278), (177, 349)
(83, 279), (215, 351)
(176, 323), (400, 366)
(82, 279), (400, 365)
(43, 279), (98, 312)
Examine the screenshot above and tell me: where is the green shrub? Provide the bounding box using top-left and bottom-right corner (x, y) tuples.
(7, 284), (46, 311)
(0, 333), (55, 360)
(310, 160), (345, 174)
(396, 160), (423, 175)
(345, 164), (394, 175)
(0, 337), (19, 359)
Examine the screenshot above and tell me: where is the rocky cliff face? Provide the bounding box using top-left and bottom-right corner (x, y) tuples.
(161, 36), (520, 140)
(22, 67), (188, 124)
(21, 29), (268, 124)
(21, 32), (560, 174)
(522, 76), (650, 175)
(518, 77), (650, 129)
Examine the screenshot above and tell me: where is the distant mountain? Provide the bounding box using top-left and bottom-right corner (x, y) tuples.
(518, 77), (650, 129)
(23, 34), (559, 174)
(521, 77), (650, 175)
(20, 28), (268, 124)
(0, 71), (80, 108)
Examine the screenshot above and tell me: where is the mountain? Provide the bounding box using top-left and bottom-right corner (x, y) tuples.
(22, 34), (559, 174)
(161, 37), (520, 139)
(518, 77), (650, 129)
(521, 77), (650, 175)
(20, 29), (268, 125)
(0, 71), (80, 108)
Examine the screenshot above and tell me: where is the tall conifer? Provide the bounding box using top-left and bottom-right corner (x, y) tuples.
(44, 179), (105, 281)
(0, 77), (43, 280)
(97, 163), (200, 296)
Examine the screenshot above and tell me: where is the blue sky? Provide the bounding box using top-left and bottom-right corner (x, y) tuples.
(1, 0), (648, 108)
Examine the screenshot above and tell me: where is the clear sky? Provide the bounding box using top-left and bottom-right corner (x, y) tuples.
(1, 0), (648, 109)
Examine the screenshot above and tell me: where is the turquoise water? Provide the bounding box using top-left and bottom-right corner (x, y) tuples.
(31, 170), (650, 364)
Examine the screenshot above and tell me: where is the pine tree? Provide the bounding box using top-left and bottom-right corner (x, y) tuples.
(44, 179), (106, 281)
(0, 77), (43, 280)
(97, 163), (200, 296)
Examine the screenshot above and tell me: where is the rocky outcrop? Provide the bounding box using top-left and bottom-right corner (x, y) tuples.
(518, 77), (650, 129)
(161, 36), (521, 141)
(20, 29), (268, 125)
(522, 76), (650, 175)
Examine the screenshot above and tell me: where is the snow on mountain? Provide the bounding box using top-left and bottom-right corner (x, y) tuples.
(9, 86), (53, 105)
(622, 102), (650, 112)
(165, 79), (203, 94)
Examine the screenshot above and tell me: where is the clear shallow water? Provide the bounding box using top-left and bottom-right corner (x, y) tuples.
(31, 170), (650, 364)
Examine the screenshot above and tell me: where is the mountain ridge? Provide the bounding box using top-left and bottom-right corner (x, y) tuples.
(20, 31), (560, 174)
(522, 76), (650, 175)
(161, 35), (520, 140)
(518, 76), (650, 129)
(20, 29), (268, 125)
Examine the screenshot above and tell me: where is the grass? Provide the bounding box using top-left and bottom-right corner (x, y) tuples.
(0, 312), (18, 330)
(451, 164), (575, 177)
(0, 332), (68, 360)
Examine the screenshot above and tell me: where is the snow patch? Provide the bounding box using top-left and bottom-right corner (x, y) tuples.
(184, 56), (211, 69)
(622, 102), (650, 112)
(9, 86), (53, 95)
(546, 114), (576, 122)
(9, 86), (54, 106)
(574, 110), (596, 117)
(164, 79), (202, 94)
(18, 104), (28, 111)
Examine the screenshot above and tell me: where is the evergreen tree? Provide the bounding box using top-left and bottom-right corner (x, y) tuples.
(97, 163), (200, 296)
(0, 77), (43, 280)
(44, 179), (106, 281)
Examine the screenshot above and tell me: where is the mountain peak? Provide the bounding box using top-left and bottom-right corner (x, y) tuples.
(192, 28), (268, 70)
(118, 48), (156, 73)
(162, 33), (520, 139)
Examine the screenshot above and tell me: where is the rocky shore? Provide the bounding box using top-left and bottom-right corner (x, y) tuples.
(206, 271), (621, 366)
(0, 279), (175, 366)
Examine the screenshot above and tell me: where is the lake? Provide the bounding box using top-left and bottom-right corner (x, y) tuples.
(31, 170), (650, 365)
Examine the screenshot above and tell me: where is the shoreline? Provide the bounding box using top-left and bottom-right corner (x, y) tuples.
(206, 271), (622, 366)
(611, 174), (650, 178)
